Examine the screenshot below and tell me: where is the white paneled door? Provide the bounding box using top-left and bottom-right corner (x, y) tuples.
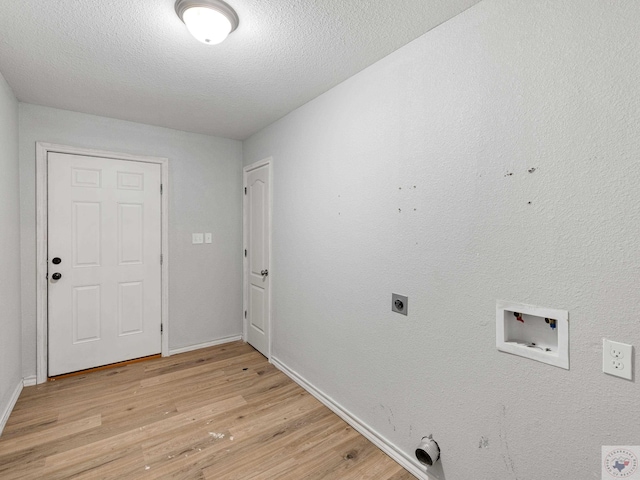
(47, 152), (162, 376)
(245, 161), (271, 358)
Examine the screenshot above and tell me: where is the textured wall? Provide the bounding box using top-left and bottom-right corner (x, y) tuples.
(243, 1), (640, 478)
(19, 104), (243, 377)
(0, 72), (21, 427)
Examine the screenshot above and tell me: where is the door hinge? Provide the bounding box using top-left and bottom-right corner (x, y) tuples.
(244, 310), (247, 319)
(161, 324), (163, 333)
(244, 249), (247, 257)
(244, 187), (247, 195)
(160, 184), (163, 194)
(160, 253), (163, 265)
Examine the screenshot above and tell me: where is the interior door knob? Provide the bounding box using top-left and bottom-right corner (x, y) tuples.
(260, 269), (269, 277)
(51, 272), (62, 280)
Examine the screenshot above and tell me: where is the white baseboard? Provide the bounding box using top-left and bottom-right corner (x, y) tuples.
(271, 357), (429, 480)
(0, 380), (23, 437)
(23, 376), (37, 387)
(168, 335), (242, 356)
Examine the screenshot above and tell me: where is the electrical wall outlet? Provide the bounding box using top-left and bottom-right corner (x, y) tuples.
(603, 339), (633, 380)
(391, 293), (408, 316)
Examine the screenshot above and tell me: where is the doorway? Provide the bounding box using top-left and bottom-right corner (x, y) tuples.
(243, 158), (272, 358)
(36, 143), (169, 383)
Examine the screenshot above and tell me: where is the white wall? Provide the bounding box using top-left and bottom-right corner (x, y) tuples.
(19, 104), (243, 377)
(243, 1), (640, 478)
(0, 71), (22, 431)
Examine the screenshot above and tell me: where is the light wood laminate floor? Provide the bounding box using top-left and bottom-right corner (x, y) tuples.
(0, 341), (413, 479)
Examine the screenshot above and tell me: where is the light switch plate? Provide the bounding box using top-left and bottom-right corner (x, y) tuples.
(205, 233), (212, 244)
(192, 233), (204, 244)
(603, 339), (633, 380)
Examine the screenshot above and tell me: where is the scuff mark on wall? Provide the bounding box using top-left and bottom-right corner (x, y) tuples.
(499, 405), (518, 479)
(376, 404), (397, 432)
(387, 405), (396, 431)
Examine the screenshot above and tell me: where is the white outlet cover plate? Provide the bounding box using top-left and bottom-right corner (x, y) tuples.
(603, 339), (633, 380)
(192, 233), (204, 244)
(205, 233), (212, 244)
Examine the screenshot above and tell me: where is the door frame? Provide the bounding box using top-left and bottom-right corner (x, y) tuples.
(35, 142), (170, 384)
(242, 157), (273, 360)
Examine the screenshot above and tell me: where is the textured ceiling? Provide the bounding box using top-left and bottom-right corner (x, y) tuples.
(0, 0), (481, 140)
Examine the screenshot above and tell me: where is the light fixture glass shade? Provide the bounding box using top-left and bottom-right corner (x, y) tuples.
(175, 0), (239, 45)
(182, 7), (231, 45)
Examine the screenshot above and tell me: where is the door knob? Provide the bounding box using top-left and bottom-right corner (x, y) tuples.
(51, 272), (62, 280)
(52, 257), (62, 264)
(260, 269), (269, 277)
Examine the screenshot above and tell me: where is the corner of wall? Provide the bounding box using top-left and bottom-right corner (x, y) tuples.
(0, 69), (23, 437)
(0, 381), (23, 436)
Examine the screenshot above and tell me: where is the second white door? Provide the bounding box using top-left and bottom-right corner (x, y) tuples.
(48, 152), (162, 376)
(245, 161), (271, 358)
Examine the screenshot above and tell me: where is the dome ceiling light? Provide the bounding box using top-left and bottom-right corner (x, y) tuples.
(175, 0), (239, 45)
